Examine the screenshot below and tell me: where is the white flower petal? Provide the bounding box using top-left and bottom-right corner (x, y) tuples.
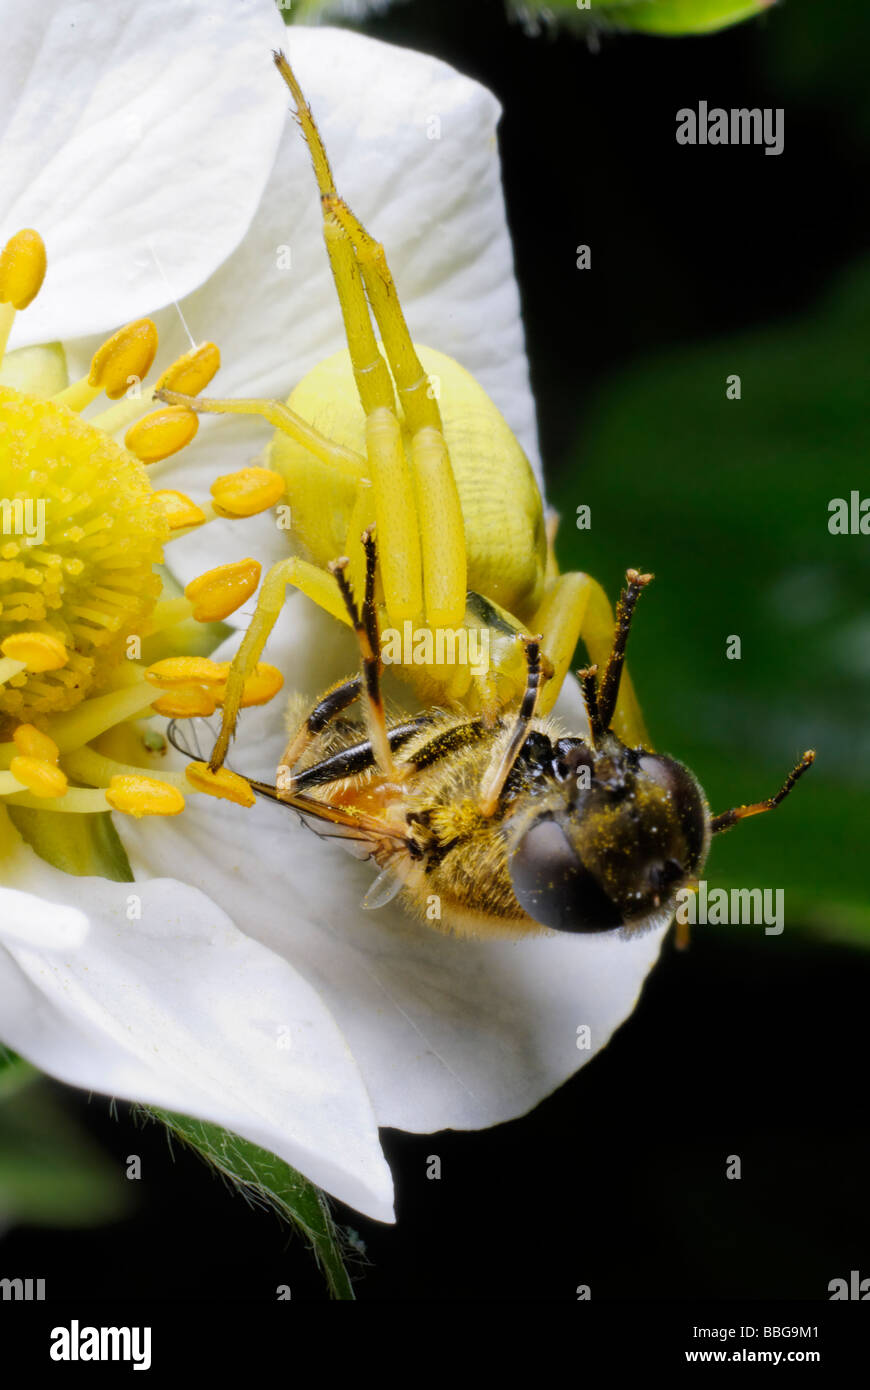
(0, 818), (394, 1222)
(122, 600), (666, 1134)
(0, 0), (287, 346)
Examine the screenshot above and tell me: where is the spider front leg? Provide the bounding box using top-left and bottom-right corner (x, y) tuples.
(276, 50), (467, 633)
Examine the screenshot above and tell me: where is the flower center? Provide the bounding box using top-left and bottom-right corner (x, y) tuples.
(0, 387), (168, 723)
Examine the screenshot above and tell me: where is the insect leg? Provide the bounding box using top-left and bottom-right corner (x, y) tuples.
(329, 528), (396, 777)
(478, 635), (544, 818)
(276, 675), (363, 794)
(595, 569), (654, 732)
(529, 570), (649, 745)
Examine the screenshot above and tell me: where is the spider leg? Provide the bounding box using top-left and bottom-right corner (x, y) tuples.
(276, 50), (466, 632)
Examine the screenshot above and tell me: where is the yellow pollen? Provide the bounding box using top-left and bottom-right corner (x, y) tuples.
(1, 631), (68, 672)
(153, 490), (207, 531)
(125, 406), (199, 463)
(210, 467), (285, 518)
(152, 686), (218, 718)
(145, 656), (227, 689)
(186, 760), (256, 808)
(88, 319), (159, 400)
(156, 342), (221, 396)
(184, 558), (261, 622)
(105, 774), (185, 818)
(10, 754), (68, 798)
(12, 722), (60, 762)
(0, 229), (47, 310)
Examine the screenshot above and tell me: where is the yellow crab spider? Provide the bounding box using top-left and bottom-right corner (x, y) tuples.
(159, 50), (647, 774)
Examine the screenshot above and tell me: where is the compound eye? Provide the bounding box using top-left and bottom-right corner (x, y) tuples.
(508, 815), (623, 933)
(552, 738), (595, 784)
(637, 753), (708, 870)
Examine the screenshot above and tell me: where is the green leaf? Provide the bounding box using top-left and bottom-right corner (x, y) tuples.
(510, 0), (776, 35)
(289, 0), (773, 32)
(554, 256), (870, 945)
(7, 804), (134, 882)
(0, 1077), (129, 1229)
(146, 1109), (356, 1299)
(0, 1048), (38, 1101)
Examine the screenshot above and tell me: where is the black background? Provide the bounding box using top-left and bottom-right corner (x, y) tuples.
(3, 0), (869, 1308)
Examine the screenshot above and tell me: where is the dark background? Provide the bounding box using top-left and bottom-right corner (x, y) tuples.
(3, 0), (869, 1303)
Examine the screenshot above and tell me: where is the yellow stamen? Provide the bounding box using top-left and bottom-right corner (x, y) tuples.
(13, 723), (60, 762)
(105, 774), (185, 818)
(9, 755), (68, 798)
(185, 761), (256, 808)
(0, 229), (47, 310)
(62, 745), (187, 792)
(53, 318), (159, 411)
(145, 656), (228, 689)
(184, 559), (261, 622)
(210, 467), (285, 518)
(156, 342), (221, 395)
(125, 406), (199, 463)
(89, 319), (159, 400)
(152, 686), (218, 718)
(0, 631), (68, 672)
(153, 490), (207, 531)
(215, 662), (284, 709)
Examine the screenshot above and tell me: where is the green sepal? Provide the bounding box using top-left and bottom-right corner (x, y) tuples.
(145, 1109), (356, 1299)
(7, 804), (134, 882)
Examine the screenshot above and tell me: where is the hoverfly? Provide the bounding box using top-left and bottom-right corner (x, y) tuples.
(172, 529), (813, 938)
(162, 51), (814, 938)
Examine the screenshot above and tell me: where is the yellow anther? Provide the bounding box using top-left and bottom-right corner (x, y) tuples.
(0, 229), (47, 309)
(1, 631), (68, 672)
(185, 760), (256, 808)
(184, 558), (262, 622)
(145, 656), (227, 689)
(234, 662), (284, 709)
(156, 341), (221, 396)
(10, 755), (68, 799)
(13, 723), (60, 763)
(125, 406), (199, 463)
(151, 686), (218, 718)
(105, 774), (185, 818)
(210, 467), (285, 518)
(152, 490), (207, 531)
(88, 319), (158, 400)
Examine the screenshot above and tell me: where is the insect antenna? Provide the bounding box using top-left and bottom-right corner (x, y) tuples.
(710, 750), (816, 835)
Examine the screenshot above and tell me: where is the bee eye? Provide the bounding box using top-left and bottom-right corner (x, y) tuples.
(637, 753), (708, 871)
(508, 815), (623, 933)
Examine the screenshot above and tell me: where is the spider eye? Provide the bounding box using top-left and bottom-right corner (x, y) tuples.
(508, 815), (623, 933)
